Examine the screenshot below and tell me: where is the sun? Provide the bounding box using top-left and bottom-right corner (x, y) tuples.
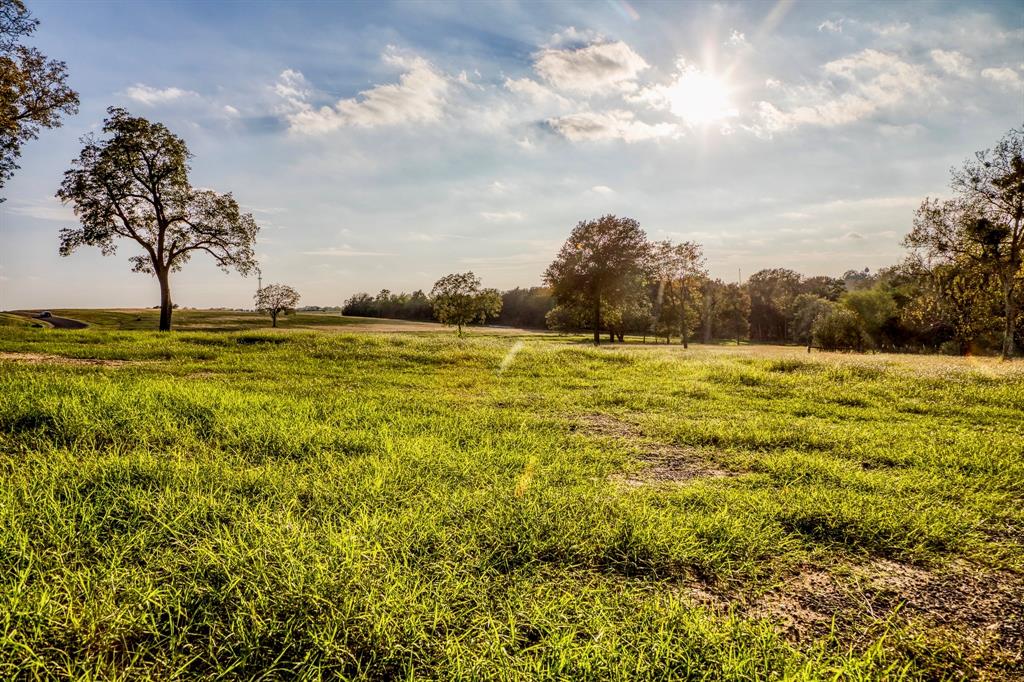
(665, 66), (737, 126)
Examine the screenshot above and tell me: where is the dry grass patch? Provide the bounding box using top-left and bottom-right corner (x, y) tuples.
(0, 352), (129, 367)
(573, 413), (739, 486)
(682, 559), (1023, 676)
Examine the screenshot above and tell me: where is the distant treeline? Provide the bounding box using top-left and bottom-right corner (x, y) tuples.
(342, 262), (1018, 355)
(343, 287), (553, 329)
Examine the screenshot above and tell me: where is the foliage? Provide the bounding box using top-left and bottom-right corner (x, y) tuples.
(841, 288), (898, 349)
(343, 289), (433, 321)
(430, 271), (501, 335)
(748, 269), (802, 342)
(496, 287), (554, 329)
(545, 215), (651, 345)
(791, 294), (833, 346)
(255, 283), (301, 327)
(650, 240), (706, 346)
(0, 0), (79, 197)
(905, 128), (1024, 358)
(813, 307), (869, 351)
(701, 279), (750, 343)
(56, 108), (259, 331)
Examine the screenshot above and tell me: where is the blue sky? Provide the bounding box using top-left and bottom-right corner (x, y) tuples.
(1, 0), (1021, 308)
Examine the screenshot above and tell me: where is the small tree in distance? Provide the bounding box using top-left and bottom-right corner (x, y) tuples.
(255, 283), (300, 327)
(430, 272), (502, 335)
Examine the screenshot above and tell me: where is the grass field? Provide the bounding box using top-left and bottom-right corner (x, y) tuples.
(0, 320), (1021, 679)
(5, 308), (406, 332)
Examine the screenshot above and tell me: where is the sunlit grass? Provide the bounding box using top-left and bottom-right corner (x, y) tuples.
(0, 325), (1021, 678)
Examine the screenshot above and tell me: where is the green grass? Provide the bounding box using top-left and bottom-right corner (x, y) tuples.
(0, 324), (1021, 679)
(0, 312), (36, 328)
(9, 308), (403, 331)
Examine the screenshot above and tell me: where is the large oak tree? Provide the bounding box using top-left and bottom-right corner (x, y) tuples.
(57, 107), (259, 331)
(0, 0), (79, 198)
(544, 215), (650, 345)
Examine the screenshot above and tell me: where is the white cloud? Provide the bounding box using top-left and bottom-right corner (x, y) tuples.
(547, 110), (679, 143)
(279, 49), (450, 134)
(725, 30), (749, 48)
(591, 185), (614, 194)
(818, 19), (844, 33)
(123, 84), (198, 105)
(544, 26), (604, 48)
(930, 50), (972, 77)
(752, 50), (939, 132)
(480, 211), (525, 222)
(222, 104), (240, 117)
(533, 41), (649, 94)
(981, 67), (1022, 89)
(504, 77), (570, 108)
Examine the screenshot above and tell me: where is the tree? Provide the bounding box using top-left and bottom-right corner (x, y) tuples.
(801, 275), (845, 301)
(430, 271), (501, 335)
(651, 240), (705, 347)
(906, 129), (1024, 358)
(497, 287), (554, 329)
(255, 283), (300, 327)
(791, 294), (832, 349)
(842, 287), (898, 350)
(57, 107), (259, 331)
(1, 0), (79, 197)
(748, 268), (802, 342)
(476, 288), (503, 325)
(813, 307), (868, 352)
(544, 215), (651, 345)
(700, 279), (750, 343)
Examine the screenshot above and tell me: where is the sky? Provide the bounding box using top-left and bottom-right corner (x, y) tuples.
(1, 0), (1022, 309)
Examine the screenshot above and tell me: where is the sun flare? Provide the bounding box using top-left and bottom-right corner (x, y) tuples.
(665, 67), (737, 126)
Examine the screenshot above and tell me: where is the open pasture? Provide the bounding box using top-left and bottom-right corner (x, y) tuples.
(0, 324), (1021, 679)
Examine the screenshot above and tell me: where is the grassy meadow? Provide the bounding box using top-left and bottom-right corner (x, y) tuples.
(0, 316), (1021, 679)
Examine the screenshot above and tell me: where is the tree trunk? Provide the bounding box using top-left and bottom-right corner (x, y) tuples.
(702, 290), (713, 343)
(1003, 280), (1017, 359)
(593, 299), (601, 346)
(679, 289), (689, 348)
(271, 311), (278, 328)
(157, 269), (172, 332)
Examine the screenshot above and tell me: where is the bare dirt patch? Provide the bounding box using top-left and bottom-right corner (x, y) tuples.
(0, 352), (128, 367)
(686, 559), (1024, 675)
(573, 413), (737, 486)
